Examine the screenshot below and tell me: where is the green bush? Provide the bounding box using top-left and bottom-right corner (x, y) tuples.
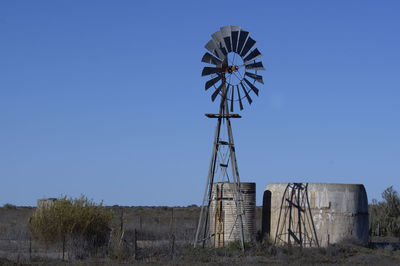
(28, 195), (113, 247)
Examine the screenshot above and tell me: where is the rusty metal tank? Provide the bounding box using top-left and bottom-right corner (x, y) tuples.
(209, 182), (256, 247)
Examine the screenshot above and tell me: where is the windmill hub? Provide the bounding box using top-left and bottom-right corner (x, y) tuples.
(224, 65), (239, 74)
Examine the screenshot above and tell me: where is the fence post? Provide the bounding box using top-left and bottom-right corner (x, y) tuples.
(120, 208), (124, 232)
(170, 233), (175, 260)
(29, 236), (32, 261)
(28, 217), (32, 261)
(169, 208), (175, 259)
(169, 208), (174, 235)
(62, 235), (65, 261)
(134, 228), (137, 260)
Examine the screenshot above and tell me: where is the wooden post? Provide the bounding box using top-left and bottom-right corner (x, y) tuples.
(169, 208), (174, 236)
(120, 208), (124, 233)
(377, 223), (380, 236)
(170, 233), (175, 260)
(62, 235), (65, 261)
(119, 208), (124, 247)
(28, 217), (32, 261)
(29, 236), (32, 261)
(169, 208), (175, 259)
(134, 228), (137, 260)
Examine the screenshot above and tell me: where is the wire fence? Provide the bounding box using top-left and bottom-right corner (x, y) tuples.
(0, 206), (200, 263)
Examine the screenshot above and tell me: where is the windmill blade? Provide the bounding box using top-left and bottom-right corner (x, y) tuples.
(202, 66), (221, 76)
(231, 26), (241, 32)
(205, 39), (224, 59)
(231, 27), (240, 53)
(243, 78), (260, 96)
(237, 30), (249, 55)
(220, 26), (232, 53)
(212, 30), (223, 45)
(230, 85), (235, 112)
(240, 82), (253, 104)
(236, 85), (244, 110)
(220, 25), (231, 37)
(211, 83), (224, 102)
(219, 45), (228, 56)
(240, 37), (257, 57)
(245, 72), (264, 84)
(223, 37), (232, 53)
(245, 61), (265, 71)
(205, 75), (221, 90)
(221, 54), (228, 68)
(243, 48), (263, 63)
(202, 52), (223, 65)
(212, 30), (228, 56)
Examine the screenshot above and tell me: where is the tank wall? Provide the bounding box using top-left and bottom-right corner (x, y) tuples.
(209, 182), (256, 247)
(265, 183), (368, 247)
(37, 198), (57, 210)
(241, 182), (256, 242)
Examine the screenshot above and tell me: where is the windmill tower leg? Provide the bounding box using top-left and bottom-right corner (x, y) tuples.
(194, 95), (223, 248)
(194, 114), (222, 247)
(194, 78), (245, 251)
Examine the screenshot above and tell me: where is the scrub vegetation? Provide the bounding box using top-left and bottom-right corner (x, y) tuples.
(28, 195), (113, 259)
(369, 186), (400, 237)
(0, 189), (399, 265)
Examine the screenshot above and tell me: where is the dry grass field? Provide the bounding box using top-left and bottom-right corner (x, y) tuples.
(0, 204), (399, 265)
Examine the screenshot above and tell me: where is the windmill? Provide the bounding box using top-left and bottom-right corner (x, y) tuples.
(194, 26), (265, 250)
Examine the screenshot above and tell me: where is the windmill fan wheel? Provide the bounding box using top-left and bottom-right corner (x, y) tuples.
(201, 25), (265, 111)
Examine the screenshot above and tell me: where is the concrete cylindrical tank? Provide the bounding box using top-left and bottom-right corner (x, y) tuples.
(264, 183), (368, 247)
(209, 182), (256, 247)
(37, 198), (57, 210)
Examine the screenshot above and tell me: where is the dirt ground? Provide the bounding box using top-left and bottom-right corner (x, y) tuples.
(0, 205), (399, 265)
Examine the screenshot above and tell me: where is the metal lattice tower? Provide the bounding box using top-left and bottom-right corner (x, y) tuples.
(194, 26), (265, 250)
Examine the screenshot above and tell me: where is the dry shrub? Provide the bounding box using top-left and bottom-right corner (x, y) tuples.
(2, 203), (17, 210)
(370, 186), (400, 237)
(28, 195), (113, 251)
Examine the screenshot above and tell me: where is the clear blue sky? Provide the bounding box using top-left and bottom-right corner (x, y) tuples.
(1, 1), (399, 206)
